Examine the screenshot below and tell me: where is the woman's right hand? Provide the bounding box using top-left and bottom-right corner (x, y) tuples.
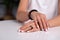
(20, 20), (40, 32)
(30, 11), (49, 31)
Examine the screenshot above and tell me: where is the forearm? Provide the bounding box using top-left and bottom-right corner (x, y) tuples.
(48, 0), (60, 28)
(16, 11), (29, 22)
(18, 0), (29, 11)
(48, 15), (60, 28)
(16, 0), (29, 22)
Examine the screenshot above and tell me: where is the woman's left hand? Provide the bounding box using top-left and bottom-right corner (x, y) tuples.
(19, 20), (40, 32)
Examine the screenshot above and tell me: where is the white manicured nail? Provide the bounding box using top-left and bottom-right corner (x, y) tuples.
(20, 30), (24, 32)
(17, 29), (20, 32)
(19, 29), (24, 32)
(42, 29), (44, 31)
(19, 29), (20, 32)
(45, 29), (47, 31)
(27, 31), (30, 32)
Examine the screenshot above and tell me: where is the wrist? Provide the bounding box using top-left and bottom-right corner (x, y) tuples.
(48, 19), (55, 28)
(28, 9), (38, 20)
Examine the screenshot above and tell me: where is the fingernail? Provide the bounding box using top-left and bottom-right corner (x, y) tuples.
(19, 29), (21, 32)
(42, 29), (44, 31)
(19, 29), (24, 32)
(45, 29), (47, 31)
(27, 31), (30, 32)
(17, 29), (21, 32)
(21, 30), (24, 32)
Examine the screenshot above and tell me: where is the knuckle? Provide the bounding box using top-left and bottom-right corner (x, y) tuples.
(42, 14), (46, 18)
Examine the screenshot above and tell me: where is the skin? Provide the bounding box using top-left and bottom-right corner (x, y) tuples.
(17, 0), (60, 32)
(16, 0), (29, 22)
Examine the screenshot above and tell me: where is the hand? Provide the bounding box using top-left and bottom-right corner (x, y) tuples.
(19, 20), (40, 32)
(31, 12), (49, 31)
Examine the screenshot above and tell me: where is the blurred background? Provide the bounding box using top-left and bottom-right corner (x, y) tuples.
(0, 0), (20, 21)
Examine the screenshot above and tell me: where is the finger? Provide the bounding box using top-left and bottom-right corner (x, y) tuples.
(20, 26), (29, 32)
(27, 28), (37, 32)
(37, 15), (43, 31)
(34, 20), (40, 30)
(27, 24), (38, 32)
(23, 22), (35, 32)
(43, 16), (49, 30)
(41, 16), (47, 31)
(20, 25), (33, 32)
(20, 25), (27, 31)
(27, 26), (40, 32)
(32, 14), (40, 30)
(20, 21), (33, 32)
(20, 24), (30, 32)
(25, 22), (39, 32)
(31, 13), (40, 30)
(23, 26), (33, 32)
(32, 15), (39, 29)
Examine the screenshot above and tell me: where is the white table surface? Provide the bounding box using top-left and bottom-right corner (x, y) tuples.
(0, 20), (60, 40)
